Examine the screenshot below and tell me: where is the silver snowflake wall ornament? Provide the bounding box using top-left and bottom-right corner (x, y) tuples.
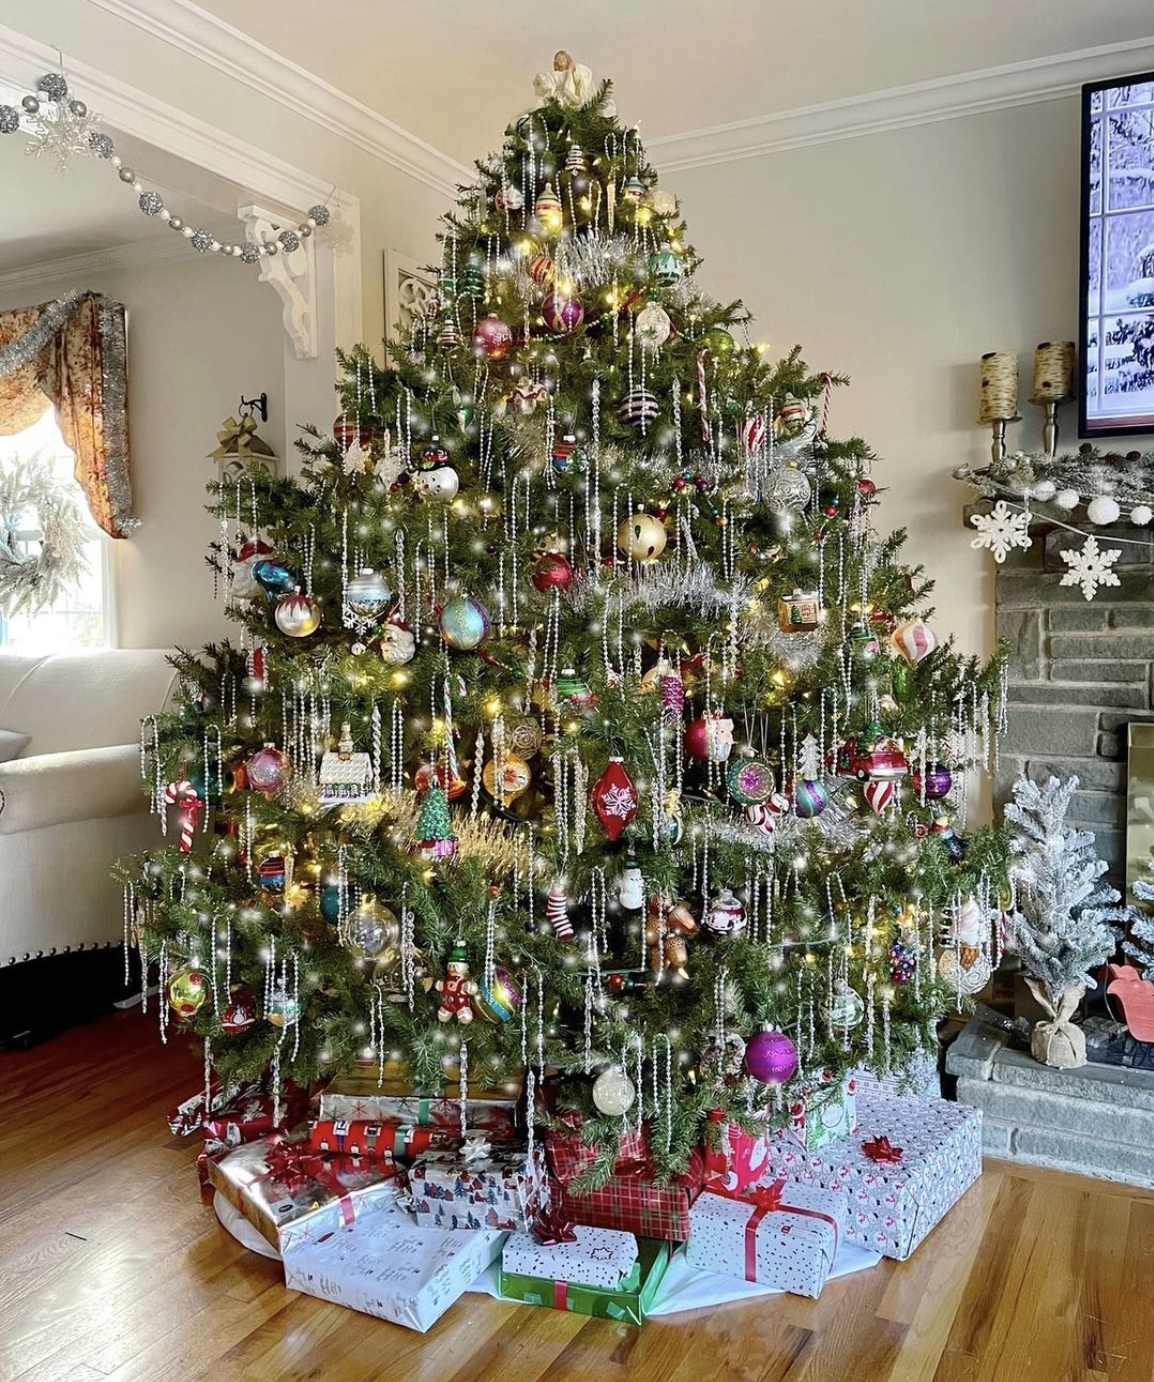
(1058, 535), (1121, 601)
(969, 500), (1032, 563)
(22, 84), (103, 172)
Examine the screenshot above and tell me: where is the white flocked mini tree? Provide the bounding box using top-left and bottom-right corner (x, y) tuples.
(1005, 773), (1126, 1068)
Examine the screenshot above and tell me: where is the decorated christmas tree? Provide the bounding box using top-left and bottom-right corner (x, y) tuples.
(123, 54), (1011, 1178)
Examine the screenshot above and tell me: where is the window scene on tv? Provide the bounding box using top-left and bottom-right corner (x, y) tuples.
(1085, 76), (1154, 434)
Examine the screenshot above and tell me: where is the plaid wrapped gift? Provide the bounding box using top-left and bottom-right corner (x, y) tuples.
(408, 1144), (546, 1231)
(317, 1091), (519, 1140)
(550, 1148), (706, 1242)
(764, 1091), (982, 1261)
(283, 1196), (506, 1334)
(204, 1084), (309, 1157)
(544, 1115), (651, 1183)
(499, 1237), (671, 1326)
(783, 1072), (858, 1154)
(206, 1133), (399, 1252)
(686, 1178), (845, 1297)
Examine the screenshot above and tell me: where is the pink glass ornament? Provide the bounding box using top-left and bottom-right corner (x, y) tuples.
(246, 743), (290, 796)
(744, 1029), (799, 1085)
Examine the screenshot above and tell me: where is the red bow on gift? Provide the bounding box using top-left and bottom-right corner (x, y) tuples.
(533, 1206), (578, 1246)
(861, 1136), (903, 1164)
(263, 1142), (328, 1194)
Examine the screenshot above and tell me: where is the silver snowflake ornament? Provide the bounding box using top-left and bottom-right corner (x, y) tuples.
(23, 94), (103, 172)
(969, 500), (1031, 563)
(1058, 535), (1121, 601)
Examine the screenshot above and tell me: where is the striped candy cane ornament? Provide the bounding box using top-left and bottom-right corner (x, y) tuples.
(163, 780), (203, 853)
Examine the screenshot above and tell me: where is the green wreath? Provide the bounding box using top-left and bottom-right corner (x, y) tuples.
(0, 450), (89, 618)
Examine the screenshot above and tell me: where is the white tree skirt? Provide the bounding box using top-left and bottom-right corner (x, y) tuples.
(214, 1191), (881, 1317)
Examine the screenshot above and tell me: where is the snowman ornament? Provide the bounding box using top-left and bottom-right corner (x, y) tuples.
(435, 944), (478, 1024)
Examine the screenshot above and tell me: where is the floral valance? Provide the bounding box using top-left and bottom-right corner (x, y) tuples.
(0, 290), (135, 538)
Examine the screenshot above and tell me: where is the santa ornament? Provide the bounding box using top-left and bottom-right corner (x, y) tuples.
(435, 944), (478, 1023)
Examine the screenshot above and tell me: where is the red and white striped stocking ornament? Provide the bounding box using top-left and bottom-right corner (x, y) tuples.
(546, 881), (574, 941)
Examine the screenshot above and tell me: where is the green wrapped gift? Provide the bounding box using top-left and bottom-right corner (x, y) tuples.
(498, 1238), (672, 1326)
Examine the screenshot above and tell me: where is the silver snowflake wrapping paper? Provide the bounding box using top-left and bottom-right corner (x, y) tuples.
(408, 1143), (546, 1231)
(283, 1197), (506, 1333)
(501, 1224), (639, 1290)
(763, 1093), (982, 1261)
(685, 1181), (845, 1298)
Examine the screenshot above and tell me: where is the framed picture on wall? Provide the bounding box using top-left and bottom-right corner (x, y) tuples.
(1080, 71), (1154, 438)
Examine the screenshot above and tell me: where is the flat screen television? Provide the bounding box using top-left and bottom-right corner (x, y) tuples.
(1080, 72), (1154, 438)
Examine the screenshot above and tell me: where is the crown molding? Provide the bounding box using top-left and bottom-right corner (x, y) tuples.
(89, 0), (470, 197)
(0, 21), (350, 216)
(649, 36), (1154, 169)
(0, 233), (231, 296)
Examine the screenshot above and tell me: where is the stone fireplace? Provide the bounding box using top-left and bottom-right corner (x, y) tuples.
(981, 505), (1154, 890)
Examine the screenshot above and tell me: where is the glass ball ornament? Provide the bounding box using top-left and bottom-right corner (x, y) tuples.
(474, 966), (523, 1023)
(704, 888), (747, 936)
(531, 551), (574, 592)
(275, 589), (322, 637)
(483, 754), (532, 804)
(937, 946), (992, 996)
(168, 967), (209, 1018)
(346, 899), (400, 962)
(555, 668), (595, 710)
(793, 778), (828, 818)
(635, 302), (672, 349)
(915, 762), (954, 800)
(506, 716), (544, 758)
(705, 327), (735, 357)
(258, 855), (287, 894)
(320, 884), (342, 924)
(528, 254), (555, 286)
(534, 182), (563, 233)
(267, 984), (301, 1028)
(621, 174), (647, 202)
(220, 988), (258, 1034)
(646, 187), (678, 217)
(744, 1028), (799, 1086)
(617, 512), (667, 562)
(542, 291), (584, 334)
(592, 1065), (636, 1116)
(345, 568), (392, 620)
(727, 755), (776, 806)
(439, 594), (491, 650)
(252, 558), (296, 595)
(821, 980), (866, 1030)
(618, 387), (660, 429)
(473, 314), (513, 360)
(495, 183), (524, 213)
(767, 466), (812, 512)
(649, 245), (684, 285)
(247, 743), (290, 796)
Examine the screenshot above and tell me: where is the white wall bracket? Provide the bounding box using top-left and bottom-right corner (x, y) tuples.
(239, 203), (318, 359)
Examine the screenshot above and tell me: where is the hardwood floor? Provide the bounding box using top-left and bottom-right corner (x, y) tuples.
(2, 1013), (1153, 1382)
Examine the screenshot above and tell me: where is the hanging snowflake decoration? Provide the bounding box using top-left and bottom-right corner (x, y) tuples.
(1058, 535), (1121, 601)
(341, 438), (370, 476)
(969, 500), (1031, 563)
(22, 83), (103, 172)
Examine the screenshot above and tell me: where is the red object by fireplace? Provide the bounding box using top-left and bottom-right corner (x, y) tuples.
(1105, 963), (1154, 1041)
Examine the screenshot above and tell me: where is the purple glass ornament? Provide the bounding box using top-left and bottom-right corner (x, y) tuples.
(918, 762), (953, 800)
(246, 743), (290, 796)
(744, 1029), (798, 1085)
(542, 291), (584, 335)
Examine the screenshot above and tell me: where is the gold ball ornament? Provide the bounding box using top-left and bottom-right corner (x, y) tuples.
(506, 716), (544, 759)
(483, 754), (532, 804)
(274, 589), (322, 638)
(168, 967), (209, 1018)
(617, 512), (667, 563)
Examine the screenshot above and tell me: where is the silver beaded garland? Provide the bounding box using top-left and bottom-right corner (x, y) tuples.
(0, 106), (19, 135)
(278, 229), (301, 253)
(138, 190), (164, 216)
(191, 229), (214, 253)
(37, 72), (68, 101)
(89, 131), (114, 158)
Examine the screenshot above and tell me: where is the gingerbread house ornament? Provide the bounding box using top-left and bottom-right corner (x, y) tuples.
(319, 722), (374, 805)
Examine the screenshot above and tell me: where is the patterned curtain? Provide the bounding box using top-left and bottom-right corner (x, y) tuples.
(0, 290), (135, 538)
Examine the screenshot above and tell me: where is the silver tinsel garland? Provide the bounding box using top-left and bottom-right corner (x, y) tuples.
(0, 289), (86, 378)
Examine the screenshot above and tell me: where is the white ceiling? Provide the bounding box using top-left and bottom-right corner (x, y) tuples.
(187, 0), (1154, 163)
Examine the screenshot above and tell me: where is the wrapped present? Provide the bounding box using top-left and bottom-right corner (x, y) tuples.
(408, 1143), (546, 1231)
(204, 1083), (309, 1157)
(784, 1071), (858, 1153)
(317, 1090), (519, 1140)
(550, 1149), (706, 1242)
(499, 1236), (671, 1325)
(702, 1110), (773, 1193)
(308, 1117), (482, 1162)
(686, 1178), (845, 1297)
(501, 1209), (639, 1290)
(168, 1078), (264, 1137)
(544, 1115), (650, 1183)
(765, 1092), (982, 1261)
(283, 1196), (506, 1333)
(328, 1063), (523, 1103)
(206, 1134), (399, 1252)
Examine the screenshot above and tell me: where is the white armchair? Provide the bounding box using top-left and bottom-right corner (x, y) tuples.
(0, 650), (177, 970)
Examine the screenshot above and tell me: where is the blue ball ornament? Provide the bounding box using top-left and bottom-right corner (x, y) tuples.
(320, 885), (342, 924)
(793, 778), (828, 818)
(439, 595), (491, 651)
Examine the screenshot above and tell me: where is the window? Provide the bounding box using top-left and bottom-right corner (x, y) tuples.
(0, 407), (113, 651)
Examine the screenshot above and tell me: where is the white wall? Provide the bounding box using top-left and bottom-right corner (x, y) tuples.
(668, 98), (1101, 666)
(0, 258), (284, 648)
